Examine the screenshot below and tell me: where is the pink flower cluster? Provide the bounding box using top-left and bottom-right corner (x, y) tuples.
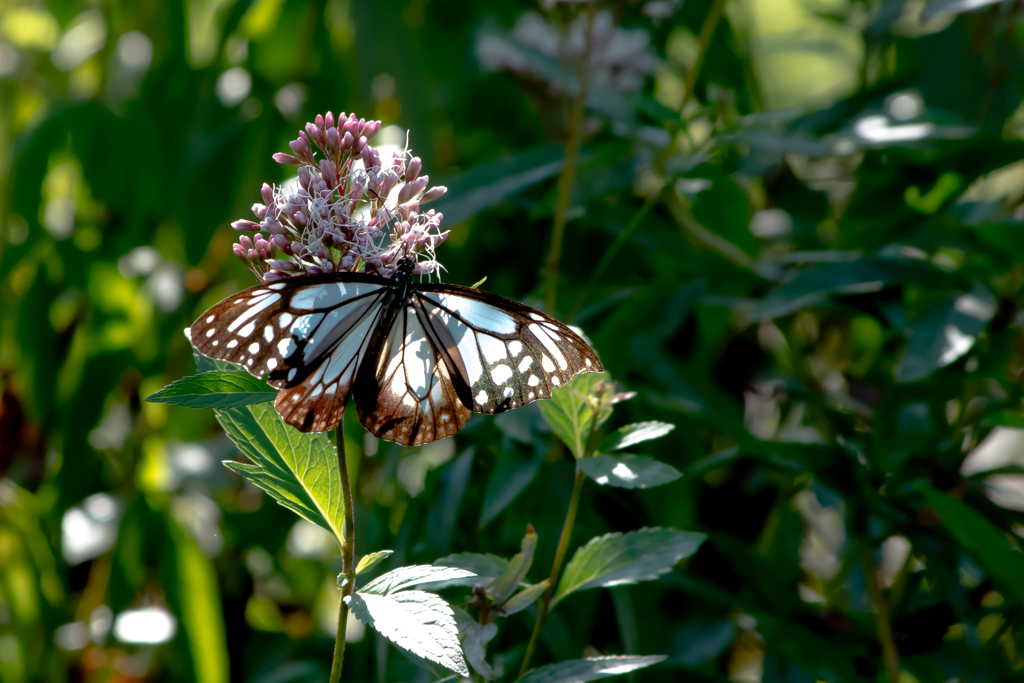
(231, 112), (449, 283)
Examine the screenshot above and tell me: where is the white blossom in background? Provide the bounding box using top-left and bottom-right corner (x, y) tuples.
(231, 112), (449, 283)
(476, 10), (659, 96)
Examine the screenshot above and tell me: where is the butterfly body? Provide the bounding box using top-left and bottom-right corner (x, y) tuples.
(189, 258), (602, 445)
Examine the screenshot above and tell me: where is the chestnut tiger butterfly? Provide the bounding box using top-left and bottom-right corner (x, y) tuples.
(188, 257), (603, 446)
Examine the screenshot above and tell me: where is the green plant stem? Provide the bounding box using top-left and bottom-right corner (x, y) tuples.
(957, 609), (1017, 683)
(519, 466), (586, 677)
(859, 541), (900, 683)
(544, 7), (595, 314)
(330, 425), (357, 683)
(680, 0), (726, 113)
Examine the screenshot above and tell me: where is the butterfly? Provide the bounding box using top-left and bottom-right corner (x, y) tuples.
(188, 257), (603, 446)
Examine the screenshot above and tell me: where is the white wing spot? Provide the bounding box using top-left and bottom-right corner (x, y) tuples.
(475, 390), (488, 405)
(211, 340), (219, 346)
(479, 336), (507, 364)
(288, 368), (297, 381)
(263, 325), (274, 342)
(238, 321), (255, 337)
(227, 340), (238, 349)
(205, 328), (215, 338)
(528, 375), (540, 387)
(491, 364), (513, 384)
(206, 315), (215, 323)
(518, 356), (533, 372)
(278, 313), (293, 328)
(268, 282), (286, 290)
(267, 358), (277, 370)
(529, 313), (545, 321)
(247, 358), (254, 366)
(528, 391), (535, 399)
(503, 386), (514, 398)
(541, 355), (556, 372)
(585, 358), (592, 367)
(248, 342), (260, 354)
(509, 341), (523, 356)
(278, 338), (296, 358)
(552, 376), (560, 386)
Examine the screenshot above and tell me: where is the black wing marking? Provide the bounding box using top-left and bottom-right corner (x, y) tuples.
(188, 273), (389, 433)
(353, 300), (472, 446)
(414, 283), (603, 415)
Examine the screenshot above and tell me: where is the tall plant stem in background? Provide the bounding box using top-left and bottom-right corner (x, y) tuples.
(330, 426), (357, 683)
(544, 7), (596, 314)
(859, 542), (900, 683)
(519, 467), (586, 676)
(681, 0), (727, 113)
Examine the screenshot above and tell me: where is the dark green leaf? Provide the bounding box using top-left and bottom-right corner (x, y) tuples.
(489, 525), (537, 605)
(144, 371), (276, 408)
(517, 655), (667, 683)
(501, 579), (549, 616)
(578, 455), (682, 489)
(553, 528), (706, 605)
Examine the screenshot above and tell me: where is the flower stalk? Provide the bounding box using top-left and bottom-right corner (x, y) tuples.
(859, 541), (900, 683)
(518, 466), (586, 677)
(330, 424), (357, 683)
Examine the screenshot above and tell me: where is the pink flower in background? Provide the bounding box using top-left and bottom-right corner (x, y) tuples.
(230, 112), (449, 283)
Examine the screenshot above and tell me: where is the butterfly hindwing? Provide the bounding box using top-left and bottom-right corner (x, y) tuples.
(414, 284), (603, 415)
(189, 274), (388, 433)
(353, 302), (472, 446)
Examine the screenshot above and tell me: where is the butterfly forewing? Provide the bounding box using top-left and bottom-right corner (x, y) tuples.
(189, 275), (388, 433)
(414, 284), (602, 414)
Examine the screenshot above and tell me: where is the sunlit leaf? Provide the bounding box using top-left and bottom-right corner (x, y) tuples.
(347, 565), (476, 677)
(553, 528), (706, 606)
(579, 455), (682, 489)
(144, 371), (276, 408)
(356, 550), (394, 575)
(537, 373), (611, 459)
(218, 402), (346, 547)
(598, 421), (675, 452)
(894, 284), (995, 383)
(518, 655), (667, 683)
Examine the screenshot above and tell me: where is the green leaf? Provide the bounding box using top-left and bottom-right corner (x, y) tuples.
(479, 447), (544, 528)
(218, 402), (346, 547)
(894, 284), (996, 383)
(164, 515), (229, 683)
(501, 579), (549, 616)
(356, 550), (394, 575)
(578, 455), (682, 489)
(347, 565), (476, 677)
(144, 371), (276, 408)
(431, 553), (508, 588)
(553, 528), (706, 606)
(489, 525), (537, 605)
(920, 486), (1024, 602)
(537, 373), (611, 459)
(517, 655), (667, 683)
(598, 421), (675, 452)
(463, 621), (498, 681)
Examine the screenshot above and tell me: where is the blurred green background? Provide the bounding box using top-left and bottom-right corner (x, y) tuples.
(4, 0), (1024, 681)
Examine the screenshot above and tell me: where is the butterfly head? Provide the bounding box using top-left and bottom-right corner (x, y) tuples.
(394, 255), (416, 282)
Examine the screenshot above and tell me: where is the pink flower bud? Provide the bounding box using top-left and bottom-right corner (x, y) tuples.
(261, 183), (274, 205)
(361, 145), (374, 169)
(233, 243), (245, 259)
(293, 210), (307, 226)
(319, 159), (337, 188)
(263, 270), (288, 283)
(340, 131), (354, 152)
(325, 112), (335, 129)
(272, 235), (291, 252)
(305, 123), (324, 148)
(327, 127), (340, 152)
(406, 157), (422, 183)
(342, 116), (359, 138)
(273, 153), (302, 166)
(362, 120), (381, 140)
(268, 259), (299, 272)
(419, 186), (447, 204)
(240, 236), (254, 251)
(247, 248), (259, 260)
(352, 136), (367, 155)
(314, 114), (324, 129)
(233, 219), (260, 231)
(398, 176), (429, 204)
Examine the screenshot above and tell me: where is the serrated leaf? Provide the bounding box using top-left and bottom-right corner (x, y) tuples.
(578, 455), (682, 489)
(217, 402), (345, 546)
(553, 528), (706, 606)
(501, 579), (549, 616)
(356, 550), (394, 575)
(537, 373), (611, 459)
(346, 590), (468, 677)
(360, 565), (477, 595)
(518, 655), (667, 683)
(144, 371), (276, 409)
(599, 421), (675, 452)
(489, 526), (537, 605)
